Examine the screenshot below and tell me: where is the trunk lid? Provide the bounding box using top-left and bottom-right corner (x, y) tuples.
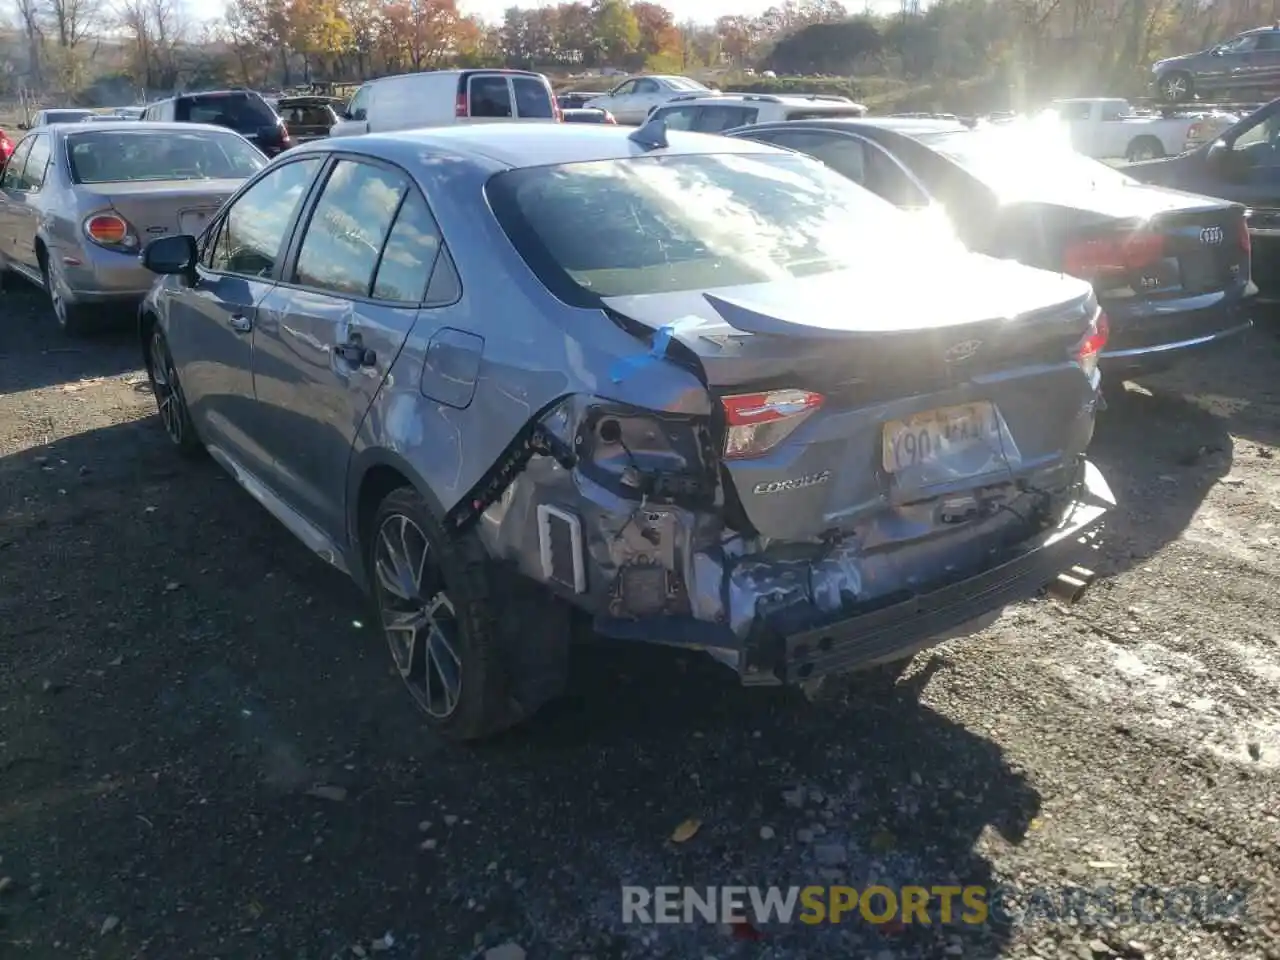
(604, 259), (1101, 542)
(1046, 185), (1249, 299)
(79, 179), (242, 241)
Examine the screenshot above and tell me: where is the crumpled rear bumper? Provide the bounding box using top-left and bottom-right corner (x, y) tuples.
(755, 460), (1112, 684)
(593, 460), (1113, 686)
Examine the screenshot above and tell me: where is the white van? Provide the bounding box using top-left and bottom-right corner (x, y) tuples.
(329, 69), (561, 137)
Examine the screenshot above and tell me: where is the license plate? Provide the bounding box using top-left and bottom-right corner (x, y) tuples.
(178, 208), (217, 236)
(881, 402), (998, 474)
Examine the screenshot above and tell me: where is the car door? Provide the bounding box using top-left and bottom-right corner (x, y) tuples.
(165, 156), (324, 476)
(333, 84), (372, 136)
(4, 133), (51, 272)
(628, 79), (667, 121)
(601, 80), (638, 121)
(251, 155), (455, 540)
(1209, 34), (1260, 92)
(1254, 30), (1280, 86)
(0, 136), (34, 271)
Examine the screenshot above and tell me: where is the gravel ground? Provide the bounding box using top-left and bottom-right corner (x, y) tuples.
(1, 282), (1278, 960)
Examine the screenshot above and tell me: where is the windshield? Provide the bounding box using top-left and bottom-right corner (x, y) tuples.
(67, 130), (267, 183)
(917, 127), (1133, 192)
(487, 151), (954, 301)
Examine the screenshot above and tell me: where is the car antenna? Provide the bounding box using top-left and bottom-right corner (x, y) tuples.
(628, 113), (669, 151)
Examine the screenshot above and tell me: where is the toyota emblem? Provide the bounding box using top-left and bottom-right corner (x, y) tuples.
(943, 339), (983, 363)
(1200, 226), (1224, 245)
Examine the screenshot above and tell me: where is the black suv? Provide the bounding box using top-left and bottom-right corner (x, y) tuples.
(141, 89), (292, 157)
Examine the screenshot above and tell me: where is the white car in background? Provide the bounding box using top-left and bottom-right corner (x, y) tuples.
(583, 75), (711, 124)
(1049, 97), (1238, 161)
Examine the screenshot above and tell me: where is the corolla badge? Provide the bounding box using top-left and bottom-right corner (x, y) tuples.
(1200, 226), (1224, 245)
(943, 339), (983, 363)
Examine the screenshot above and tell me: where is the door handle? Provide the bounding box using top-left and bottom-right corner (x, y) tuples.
(230, 314), (252, 333)
(336, 333), (376, 367)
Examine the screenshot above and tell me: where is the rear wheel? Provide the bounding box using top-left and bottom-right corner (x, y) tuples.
(41, 252), (94, 337)
(1158, 71), (1193, 103)
(1125, 135), (1165, 162)
(368, 486), (528, 742)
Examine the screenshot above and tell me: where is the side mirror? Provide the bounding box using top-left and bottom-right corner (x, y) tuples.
(142, 234), (198, 281)
(17, 122), (28, 130)
(1206, 140), (1227, 168)
(1211, 47), (1224, 57)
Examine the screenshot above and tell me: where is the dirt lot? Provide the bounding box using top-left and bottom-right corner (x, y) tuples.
(1, 281), (1279, 960)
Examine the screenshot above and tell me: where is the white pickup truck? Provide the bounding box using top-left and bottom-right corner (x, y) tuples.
(1049, 97), (1238, 161)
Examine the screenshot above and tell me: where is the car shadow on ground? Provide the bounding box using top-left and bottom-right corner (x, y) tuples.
(0, 414), (1037, 957)
(0, 288), (141, 395)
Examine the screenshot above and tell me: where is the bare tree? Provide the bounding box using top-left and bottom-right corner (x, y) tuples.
(117, 0), (185, 89)
(14, 0), (47, 86)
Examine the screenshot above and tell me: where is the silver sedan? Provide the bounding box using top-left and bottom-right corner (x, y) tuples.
(0, 120), (266, 335)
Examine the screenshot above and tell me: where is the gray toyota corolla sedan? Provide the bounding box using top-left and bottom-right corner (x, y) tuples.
(136, 120), (1114, 741)
(0, 121), (265, 334)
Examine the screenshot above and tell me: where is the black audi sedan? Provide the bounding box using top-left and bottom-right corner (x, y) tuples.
(726, 117), (1256, 380)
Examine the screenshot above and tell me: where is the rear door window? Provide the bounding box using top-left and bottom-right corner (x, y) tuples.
(469, 76), (513, 118)
(293, 160), (408, 296)
(654, 106), (698, 130)
(694, 105), (758, 132)
(372, 189), (444, 302)
(512, 76), (554, 118)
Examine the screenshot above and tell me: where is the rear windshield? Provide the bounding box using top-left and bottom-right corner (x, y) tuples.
(176, 93), (277, 132)
(783, 106), (865, 121)
(45, 110), (94, 124)
(67, 130), (268, 183)
(487, 151), (940, 301)
(917, 127), (1132, 192)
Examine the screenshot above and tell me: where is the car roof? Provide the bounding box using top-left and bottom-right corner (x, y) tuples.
(43, 120), (248, 135)
(660, 93), (854, 105)
(747, 116), (970, 136)
(298, 122), (785, 169)
(365, 68), (546, 86)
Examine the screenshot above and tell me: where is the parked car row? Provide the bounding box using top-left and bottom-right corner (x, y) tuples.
(1, 69), (1268, 743)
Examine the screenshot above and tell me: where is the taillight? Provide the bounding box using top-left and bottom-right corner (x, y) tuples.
(1187, 122), (1202, 141)
(455, 90), (468, 118)
(603, 111), (617, 124)
(551, 97), (562, 122)
(1075, 309), (1110, 378)
(1063, 231), (1165, 283)
(83, 212), (137, 250)
(721, 389), (824, 459)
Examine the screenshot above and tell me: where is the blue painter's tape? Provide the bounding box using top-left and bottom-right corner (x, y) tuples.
(610, 316), (703, 383)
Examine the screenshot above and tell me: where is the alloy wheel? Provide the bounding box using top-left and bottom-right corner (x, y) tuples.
(374, 513), (463, 719)
(1161, 75), (1187, 101)
(149, 334), (185, 446)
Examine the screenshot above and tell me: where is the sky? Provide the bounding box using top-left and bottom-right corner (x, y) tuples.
(455, 0), (890, 23)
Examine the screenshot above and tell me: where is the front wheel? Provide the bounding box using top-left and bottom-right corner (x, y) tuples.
(147, 325), (202, 457)
(1158, 71), (1193, 103)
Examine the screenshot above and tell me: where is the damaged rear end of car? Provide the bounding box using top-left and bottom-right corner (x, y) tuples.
(462, 144), (1113, 688)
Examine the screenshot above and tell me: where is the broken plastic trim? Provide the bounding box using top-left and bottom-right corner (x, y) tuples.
(445, 402), (577, 534)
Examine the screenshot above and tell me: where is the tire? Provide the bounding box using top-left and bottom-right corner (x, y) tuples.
(146, 325), (203, 458)
(368, 486), (563, 741)
(1125, 135), (1165, 163)
(41, 253), (95, 337)
(1157, 71), (1193, 104)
